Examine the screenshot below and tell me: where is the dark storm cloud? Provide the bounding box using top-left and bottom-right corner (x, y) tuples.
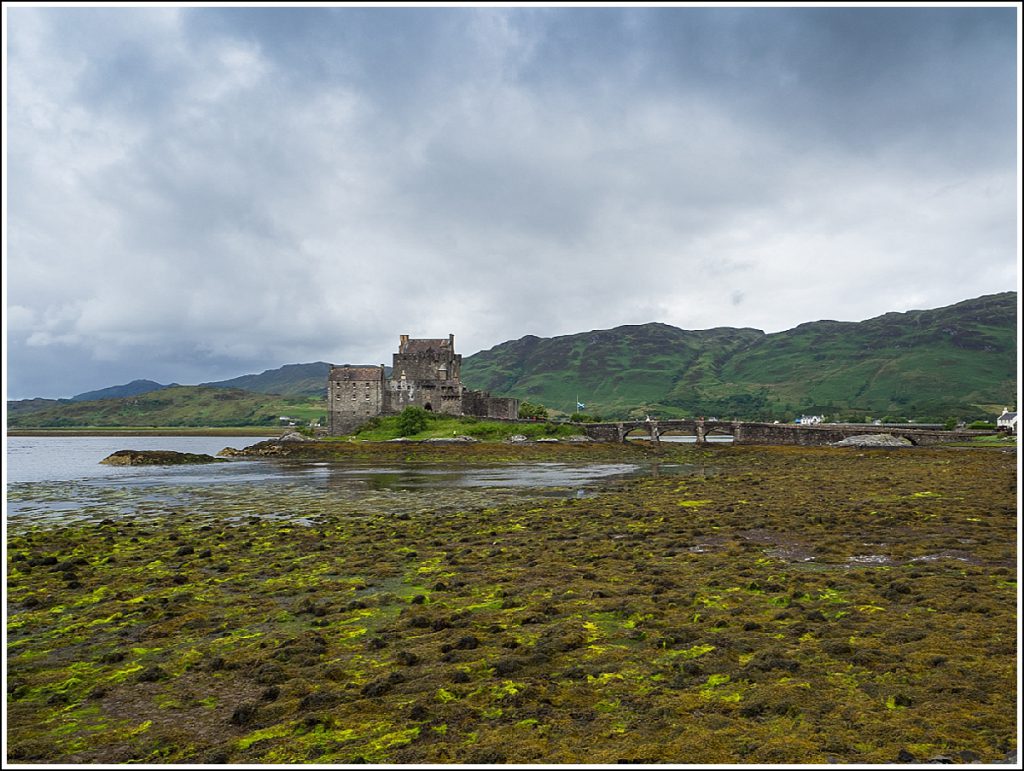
(5, 5), (1019, 399)
(639, 7), (1017, 145)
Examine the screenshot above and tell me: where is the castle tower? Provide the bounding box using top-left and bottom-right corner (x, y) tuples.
(327, 364), (386, 435)
(388, 334), (463, 414)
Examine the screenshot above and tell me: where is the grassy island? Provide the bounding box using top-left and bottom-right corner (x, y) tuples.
(6, 442), (1017, 764)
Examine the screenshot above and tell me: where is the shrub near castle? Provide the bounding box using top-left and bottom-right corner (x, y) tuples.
(397, 407), (430, 436)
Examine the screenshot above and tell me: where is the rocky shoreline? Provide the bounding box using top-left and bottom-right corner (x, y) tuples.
(217, 436), (662, 462)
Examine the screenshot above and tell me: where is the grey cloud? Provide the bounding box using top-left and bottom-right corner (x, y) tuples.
(5, 6), (1018, 399)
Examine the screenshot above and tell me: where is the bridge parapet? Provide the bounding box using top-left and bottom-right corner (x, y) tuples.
(581, 423), (623, 442)
(580, 419), (997, 446)
(732, 422), (995, 446)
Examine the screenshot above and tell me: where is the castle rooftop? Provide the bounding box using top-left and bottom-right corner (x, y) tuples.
(398, 334), (454, 354)
(329, 366), (384, 381)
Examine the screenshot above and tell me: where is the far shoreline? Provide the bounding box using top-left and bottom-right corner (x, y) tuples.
(7, 427), (286, 437)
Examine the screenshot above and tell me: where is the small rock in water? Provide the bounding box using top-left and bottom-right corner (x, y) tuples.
(100, 450), (222, 466)
(507, 434), (529, 443)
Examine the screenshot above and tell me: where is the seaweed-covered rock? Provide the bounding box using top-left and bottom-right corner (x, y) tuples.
(299, 691), (342, 711)
(137, 665), (168, 682)
(229, 702), (259, 726)
(100, 450), (224, 466)
(492, 656), (523, 675)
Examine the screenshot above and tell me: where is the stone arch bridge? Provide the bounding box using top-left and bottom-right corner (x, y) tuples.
(580, 419), (994, 446)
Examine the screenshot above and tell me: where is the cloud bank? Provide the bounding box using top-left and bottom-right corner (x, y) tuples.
(5, 6), (1019, 398)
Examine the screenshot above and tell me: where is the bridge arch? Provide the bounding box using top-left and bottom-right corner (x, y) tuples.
(622, 425), (657, 441)
(888, 431), (919, 446)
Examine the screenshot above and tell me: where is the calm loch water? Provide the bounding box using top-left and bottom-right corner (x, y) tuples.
(5, 436), (708, 526)
(6, 436), (273, 484)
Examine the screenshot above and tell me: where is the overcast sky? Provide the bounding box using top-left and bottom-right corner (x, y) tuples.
(4, 4), (1020, 399)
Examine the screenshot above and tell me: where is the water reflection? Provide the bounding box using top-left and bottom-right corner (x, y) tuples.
(252, 460), (713, 493)
(7, 458), (713, 526)
(631, 435), (734, 444)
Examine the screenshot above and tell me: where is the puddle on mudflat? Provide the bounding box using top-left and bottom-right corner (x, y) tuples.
(765, 546), (816, 562)
(846, 554), (897, 565)
(909, 551), (978, 564)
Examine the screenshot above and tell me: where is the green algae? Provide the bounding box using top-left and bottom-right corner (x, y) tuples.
(662, 643), (716, 659)
(6, 442), (1017, 764)
(237, 723), (293, 751)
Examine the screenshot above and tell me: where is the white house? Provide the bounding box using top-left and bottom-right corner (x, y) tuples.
(997, 408), (1017, 433)
(797, 415), (825, 425)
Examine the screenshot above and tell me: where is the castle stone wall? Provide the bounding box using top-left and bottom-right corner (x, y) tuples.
(486, 396), (519, 420)
(386, 379), (463, 415)
(328, 365), (385, 435)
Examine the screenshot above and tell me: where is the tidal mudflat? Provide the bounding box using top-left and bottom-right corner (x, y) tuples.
(6, 442), (1017, 764)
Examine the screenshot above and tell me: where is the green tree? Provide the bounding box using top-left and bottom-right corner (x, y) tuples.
(943, 417), (957, 430)
(518, 401), (548, 420)
(397, 406), (429, 436)
(881, 416), (909, 424)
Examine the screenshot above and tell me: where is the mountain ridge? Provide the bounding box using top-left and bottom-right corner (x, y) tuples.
(7, 292), (1017, 425)
(70, 379), (177, 403)
(200, 362), (332, 398)
(460, 292), (1017, 421)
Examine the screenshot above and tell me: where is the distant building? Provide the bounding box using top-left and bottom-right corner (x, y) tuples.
(797, 415), (824, 425)
(997, 408), (1017, 433)
(327, 334), (519, 435)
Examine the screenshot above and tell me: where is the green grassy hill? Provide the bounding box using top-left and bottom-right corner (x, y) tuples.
(201, 362), (331, 397)
(69, 378), (173, 402)
(462, 324), (764, 419)
(9, 293), (1015, 427)
(7, 386), (326, 428)
(462, 292), (1017, 422)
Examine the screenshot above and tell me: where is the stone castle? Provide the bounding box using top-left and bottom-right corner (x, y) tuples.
(327, 334), (519, 435)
